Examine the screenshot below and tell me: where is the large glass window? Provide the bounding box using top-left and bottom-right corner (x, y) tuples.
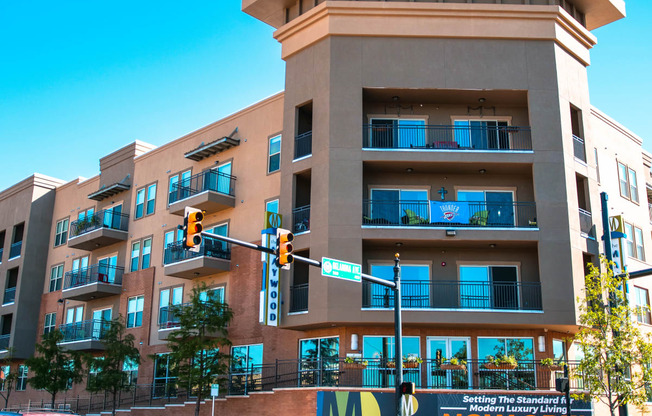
(459, 265), (518, 310)
(634, 286), (651, 325)
(268, 135), (281, 173)
(618, 162), (639, 203)
(553, 339), (567, 362)
(153, 354), (178, 398)
(54, 218), (69, 247)
(428, 337), (470, 389)
(159, 287), (183, 329)
(625, 222), (645, 261)
(369, 188), (428, 225)
(0, 366), (9, 391)
(49, 264), (64, 292)
(231, 344), (263, 392)
(97, 255), (118, 283)
(16, 365), (27, 391)
(44, 312), (57, 335)
(453, 119), (509, 150)
(477, 337), (534, 390)
(369, 264), (430, 308)
(369, 118), (426, 148)
(363, 336), (421, 387)
(299, 337), (339, 386)
(123, 357), (139, 386)
(127, 296), (144, 328)
(168, 170), (191, 204)
(457, 190), (515, 226)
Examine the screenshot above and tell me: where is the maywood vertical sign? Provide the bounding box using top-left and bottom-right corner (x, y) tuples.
(260, 212), (283, 326)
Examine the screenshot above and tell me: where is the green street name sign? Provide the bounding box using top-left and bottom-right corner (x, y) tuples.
(321, 257), (361, 282)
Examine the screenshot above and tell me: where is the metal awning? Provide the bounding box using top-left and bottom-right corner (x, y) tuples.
(88, 183), (131, 201)
(184, 137), (241, 161)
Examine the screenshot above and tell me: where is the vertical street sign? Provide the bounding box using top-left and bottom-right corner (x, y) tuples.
(609, 215), (627, 275)
(260, 211), (282, 326)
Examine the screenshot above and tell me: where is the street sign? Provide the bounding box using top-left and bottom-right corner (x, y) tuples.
(211, 384), (219, 397)
(321, 257), (361, 282)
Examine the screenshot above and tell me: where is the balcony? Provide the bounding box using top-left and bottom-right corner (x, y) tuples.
(67, 210), (129, 251)
(62, 264), (124, 301)
(573, 135), (586, 163)
(363, 200), (537, 229)
(579, 208), (594, 238)
(168, 170), (236, 216)
(289, 284), (309, 313)
(363, 124), (532, 151)
(58, 319), (108, 351)
(227, 358), (581, 395)
(163, 238), (231, 279)
(294, 131), (312, 159)
(292, 205), (310, 234)
(362, 280), (542, 311)
(2, 288), (15, 305)
(8, 241), (21, 260)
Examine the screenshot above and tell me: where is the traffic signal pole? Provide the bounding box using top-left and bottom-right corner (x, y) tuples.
(199, 230), (404, 416)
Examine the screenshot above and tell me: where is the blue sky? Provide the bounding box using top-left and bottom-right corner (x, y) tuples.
(0, 1), (650, 191)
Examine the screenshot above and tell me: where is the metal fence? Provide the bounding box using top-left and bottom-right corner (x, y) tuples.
(573, 135), (586, 162)
(228, 358), (582, 395)
(168, 170), (236, 205)
(363, 200), (537, 228)
(292, 205), (311, 233)
(8, 241), (21, 259)
(362, 280), (542, 311)
(363, 124), (532, 151)
(69, 209), (129, 238)
(289, 284), (309, 313)
(59, 319), (111, 343)
(2, 287), (15, 304)
(163, 238), (231, 265)
(63, 264), (125, 289)
(294, 131), (312, 159)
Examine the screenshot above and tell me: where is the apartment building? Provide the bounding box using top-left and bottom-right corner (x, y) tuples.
(1, 0), (650, 414)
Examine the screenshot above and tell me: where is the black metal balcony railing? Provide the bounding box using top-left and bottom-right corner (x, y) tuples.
(294, 131), (312, 159)
(168, 170), (236, 205)
(363, 124), (532, 151)
(3, 287), (16, 305)
(292, 205), (311, 233)
(289, 284), (309, 313)
(579, 208), (594, 237)
(63, 264), (124, 290)
(0, 334), (9, 351)
(158, 304), (183, 330)
(8, 241), (22, 259)
(228, 358), (583, 395)
(363, 200), (537, 228)
(69, 210), (129, 238)
(573, 134), (586, 163)
(362, 280), (542, 311)
(59, 319), (111, 343)
(163, 238), (231, 265)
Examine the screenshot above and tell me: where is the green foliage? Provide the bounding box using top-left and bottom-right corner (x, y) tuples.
(574, 258), (652, 416)
(85, 318), (140, 416)
(166, 282), (233, 416)
(26, 330), (84, 406)
(0, 348), (18, 409)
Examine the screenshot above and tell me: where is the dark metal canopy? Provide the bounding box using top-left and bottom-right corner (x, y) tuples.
(87, 182), (131, 201)
(184, 137), (241, 161)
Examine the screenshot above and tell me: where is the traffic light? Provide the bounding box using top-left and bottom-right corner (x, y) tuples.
(555, 377), (569, 393)
(400, 381), (415, 396)
(183, 207), (204, 253)
(276, 228), (294, 269)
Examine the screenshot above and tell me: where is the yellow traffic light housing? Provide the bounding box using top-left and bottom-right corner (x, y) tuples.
(276, 228), (294, 269)
(183, 207), (204, 253)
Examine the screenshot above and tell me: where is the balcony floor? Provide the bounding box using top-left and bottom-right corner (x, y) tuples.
(169, 191), (235, 216)
(67, 228), (128, 250)
(62, 282), (122, 301)
(164, 256), (231, 279)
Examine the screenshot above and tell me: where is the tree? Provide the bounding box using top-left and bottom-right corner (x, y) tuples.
(85, 318), (140, 416)
(0, 348), (18, 409)
(166, 282), (233, 416)
(26, 330), (84, 408)
(574, 258), (652, 416)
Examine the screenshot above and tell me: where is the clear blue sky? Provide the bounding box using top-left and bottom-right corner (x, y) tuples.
(0, 1), (650, 191)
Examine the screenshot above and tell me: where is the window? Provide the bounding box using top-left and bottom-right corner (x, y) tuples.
(131, 237), (152, 272)
(16, 365), (27, 391)
(625, 222), (645, 261)
(44, 312), (56, 335)
(457, 190), (515, 226)
(634, 287), (651, 325)
(266, 199), (279, 214)
(231, 344), (263, 375)
(362, 336), (420, 386)
(165, 229), (184, 248)
(123, 357), (139, 386)
(0, 366), (9, 391)
(135, 184), (157, 219)
(131, 242), (140, 272)
(88, 358), (102, 389)
(618, 162), (639, 203)
(594, 148), (601, 183)
(168, 170), (191, 204)
(368, 118), (427, 148)
(54, 218), (69, 247)
(127, 296), (144, 328)
(65, 306), (84, 324)
(299, 337), (339, 385)
(49, 264), (64, 292)
(98, 255), (118, 283)
(459, 265), (519, 309)
(369, 264), (429, 308)
(477, 337), (535, 389)
(453, 119), (510, 150)
(368, 188), (428, 225)
(268, 135), (281, 173)
(553, 339), (566, 362)
(159, 287), (183, 329)
(153, 354), (178, 398)
(142, 238), (152, 269)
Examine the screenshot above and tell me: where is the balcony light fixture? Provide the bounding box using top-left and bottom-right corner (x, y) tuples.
(467, 97), (495, 118)
(479, 169), (487, 174)
(446, 230), (456, 237)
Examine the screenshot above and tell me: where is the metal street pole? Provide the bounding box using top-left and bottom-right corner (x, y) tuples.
(394, 253), (403, 416)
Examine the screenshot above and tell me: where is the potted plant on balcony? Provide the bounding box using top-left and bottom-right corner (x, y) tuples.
(343, 356), (368, 370)
(441, 357), (467, 371)
(540, 357), (565, 371)
(483, 355), (518, 370)
(404, 355), (423, 369)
